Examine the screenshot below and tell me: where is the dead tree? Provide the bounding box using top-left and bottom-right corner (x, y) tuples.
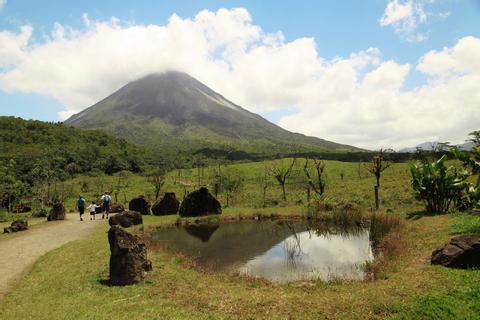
(147, 169), (167, 200)
(365, 150), (391, 210)
(303, 158), (326, 196)
(268, 158), (297, 202)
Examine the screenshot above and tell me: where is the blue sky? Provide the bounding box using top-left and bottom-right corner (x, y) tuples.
(0, 1), (479, 148)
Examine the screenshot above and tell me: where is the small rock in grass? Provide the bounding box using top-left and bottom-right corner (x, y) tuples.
(4, 220), (28, 233)
(109, 210), (143, 228)
(431, 235), (480, 268)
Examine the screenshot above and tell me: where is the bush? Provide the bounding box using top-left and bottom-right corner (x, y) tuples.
(410, 155), (469, 213)
(32, 209), (48, 218)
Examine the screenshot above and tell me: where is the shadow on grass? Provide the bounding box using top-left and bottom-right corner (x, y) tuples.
(406, 210), (444, 220)
(97, 279), (111, 286)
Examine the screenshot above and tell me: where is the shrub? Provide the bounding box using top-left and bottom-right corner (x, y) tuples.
(32, 209), (48, 218)
(410, 155), (469, 213)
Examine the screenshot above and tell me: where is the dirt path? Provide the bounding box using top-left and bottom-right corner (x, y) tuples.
(0, 214), (105, 297)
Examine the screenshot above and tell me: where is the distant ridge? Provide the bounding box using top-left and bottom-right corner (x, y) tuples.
(65, 71), (360, 158)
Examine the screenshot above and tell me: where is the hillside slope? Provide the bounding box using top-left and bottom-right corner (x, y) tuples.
(65, 71), (359, 158)
(0, 117), (146, 179)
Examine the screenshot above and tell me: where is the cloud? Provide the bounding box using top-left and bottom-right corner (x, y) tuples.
(0, 0), (6, 11)
(379, 0), (448, 42)
(0, 8), (478, 149)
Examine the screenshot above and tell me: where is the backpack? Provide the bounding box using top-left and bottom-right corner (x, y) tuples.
(103, 195), (111, 205)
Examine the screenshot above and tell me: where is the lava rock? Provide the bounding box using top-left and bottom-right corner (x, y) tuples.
(152, 192), (180, 216)
(129, 196), (151, 215)
(431, 235), (480, 268)
(108, 225), (152, 286)
(109, 210), (143, 228)
(109, 203), (125, 213)
(4, 220), (28, 233)
(47, 203), (66, 221)
(21, 206), (32, 213)
(179, 187), (222, 217)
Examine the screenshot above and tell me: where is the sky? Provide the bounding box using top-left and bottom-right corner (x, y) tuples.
(0, 0), (479, 150)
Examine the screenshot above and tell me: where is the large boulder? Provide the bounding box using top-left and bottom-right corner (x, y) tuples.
(109, 210), (143, 228)
(179, 187), (222, 217)
(431, 235), (480, 268)
(108, 225), (152, 286)
(4, 220), (28, 233)
(110, 203), (125, 213)
(47, 203), (66, 221)
(152, 193), (180, 216)
(129, 196), (151, 215)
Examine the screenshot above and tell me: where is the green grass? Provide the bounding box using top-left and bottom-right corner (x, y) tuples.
(55, 158), (420, 215)
(2, 159), (480, 319)
(1, 212), (480, 319)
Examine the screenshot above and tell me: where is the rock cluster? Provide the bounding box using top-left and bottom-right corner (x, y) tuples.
(152, 192), (180, 216)
(129, 196), (151, 215)
(179, 187), (222, 217)
(109, 210), (143, 228)
(431, 235), (480, 268)
(108, 225), (152, 286)
(109, 203), (125, 213)
(47, 203), (66, 221)
(4, 220), (28, 233)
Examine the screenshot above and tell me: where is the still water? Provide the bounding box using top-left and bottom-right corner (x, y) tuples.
(151, 220), (374, 282)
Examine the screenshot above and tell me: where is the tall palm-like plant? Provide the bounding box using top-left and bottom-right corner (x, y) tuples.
(410, 155), (469, 213)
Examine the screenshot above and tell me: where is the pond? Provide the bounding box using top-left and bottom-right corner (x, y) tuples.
(151, 220), (375, 283)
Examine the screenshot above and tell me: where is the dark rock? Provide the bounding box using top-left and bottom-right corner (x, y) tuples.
(184, 223), (219, 242)
(47, 203), (66, 221)
(179, 187), (222, 217)
(110, 203), (125, 213)
(129, 196), (151, 215)
(21, 206), (32, 213)
(109, 210), (143, 228)
(95, 205), (103, 214)
(108, 225), (152, 286)
(4, 220), (28, 233)
(152, 193), (180, 216)
(431, 235), (480, 268)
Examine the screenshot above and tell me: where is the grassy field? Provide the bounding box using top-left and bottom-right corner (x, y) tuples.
(53, 158), (420, 214)
(2, 158), (479, 319)
(0, 211), (479, 319)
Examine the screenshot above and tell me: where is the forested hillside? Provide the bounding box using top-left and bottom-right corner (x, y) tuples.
(0, 116), (146, 183)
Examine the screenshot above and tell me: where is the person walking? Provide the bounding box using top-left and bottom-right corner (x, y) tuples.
(101, 191), (112, 219)
(87, 201), (98, 220)
(77, 194), (86, 221)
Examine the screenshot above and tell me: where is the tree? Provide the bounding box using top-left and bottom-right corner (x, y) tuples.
(452, 144), (480, 209)
(113, 170), (131, 203)
(256, 166), (274, 207)
(303, 159), (326, 197)
(222, 169), (244, 207)
(147, 168), (167, 200)
(268, 158), (297, 202)
(365, 150), (391, 210)
(411, 155), (469, 213)
(0, 160), (25, 212)
(468, 130), (480, 146)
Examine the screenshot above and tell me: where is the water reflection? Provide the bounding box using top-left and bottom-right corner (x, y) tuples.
(151, 220), (374, 282)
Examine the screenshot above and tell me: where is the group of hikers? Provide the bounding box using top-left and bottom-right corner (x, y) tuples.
(76, 191), (112, 221)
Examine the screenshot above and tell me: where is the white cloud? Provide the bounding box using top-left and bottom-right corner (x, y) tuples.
(379, 0), (449, 42)
(0, 0), (6, 12)
(0, 8), (478, 150)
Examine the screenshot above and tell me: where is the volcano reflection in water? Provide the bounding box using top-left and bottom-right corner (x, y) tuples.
(151, 220), (374, 282)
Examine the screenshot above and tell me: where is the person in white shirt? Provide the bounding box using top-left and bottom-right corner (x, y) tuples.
(87, 201), (98, 220)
